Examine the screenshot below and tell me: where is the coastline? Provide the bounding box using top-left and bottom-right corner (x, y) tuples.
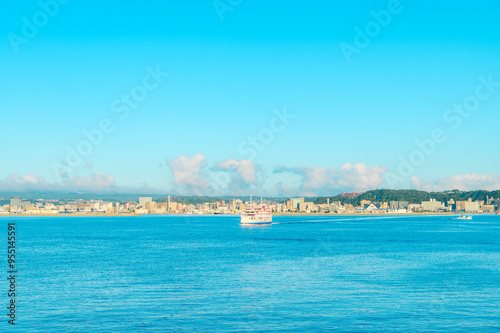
(0, 212), (497, 218)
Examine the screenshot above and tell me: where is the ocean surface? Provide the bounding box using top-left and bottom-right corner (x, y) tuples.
(2, 214), (500, 332)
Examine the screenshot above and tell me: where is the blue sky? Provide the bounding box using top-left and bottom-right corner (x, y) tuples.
(1, 0), (499, 196)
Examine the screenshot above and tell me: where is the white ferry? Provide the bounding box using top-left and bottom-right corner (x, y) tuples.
(240, 204), (272, 225)
(456, 214), (472, 220)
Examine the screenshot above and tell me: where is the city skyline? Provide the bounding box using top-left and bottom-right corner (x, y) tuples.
(2, 1), (500, 196)
(3, 191), (499, 216)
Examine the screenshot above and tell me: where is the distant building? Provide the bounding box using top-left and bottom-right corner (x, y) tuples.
(365, 204), (379, 212)
(145, 201), (157, 213)
(421, 199), (444, 212)
(289, 198), (304, 211)
(298, 202), (317, 212)
(156, 202), (168, 213)
(10, 197), (22, 208)
(139, 197), (153, 207)
(456, 199), (480, 212)
(447, 199), (456, 210)
(21, 201), (36, 211)
(360, 200), (371, 207)
(391, 201), (409, 210)
(331, 201), (342, 208)
(481, 204), (495, 212)
(408, 204), (421, 212)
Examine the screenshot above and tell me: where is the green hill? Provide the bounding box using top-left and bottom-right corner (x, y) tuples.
(315, 189), (500, 205)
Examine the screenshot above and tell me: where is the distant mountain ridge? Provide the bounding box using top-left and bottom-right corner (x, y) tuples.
(315, 189), (500, 205)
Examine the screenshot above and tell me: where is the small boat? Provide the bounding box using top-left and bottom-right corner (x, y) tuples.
(456, 214), (472, 220)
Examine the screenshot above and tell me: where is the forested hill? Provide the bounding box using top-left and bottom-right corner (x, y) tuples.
(314, 189), (500, 206)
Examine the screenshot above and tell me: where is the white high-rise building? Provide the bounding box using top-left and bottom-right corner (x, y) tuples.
(139, 197), (153, 207)
(10, 197), (22, 208)
(421, 199), (444, 212)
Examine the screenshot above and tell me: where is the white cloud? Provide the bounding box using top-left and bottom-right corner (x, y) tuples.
(167, 154), (208, 195)
(216, 159), (257, 184)
(411, 173), (500, 192)
(214, 159), (259, 195)
(275, 182), (293, 197)
(12, 157), (499, 197)
(63, 172), (117, 192)
(0, 173), (53, 192)
(274, 163), (387, 196)
(409, 176), (434, 192)
(0, 172), (162, 194)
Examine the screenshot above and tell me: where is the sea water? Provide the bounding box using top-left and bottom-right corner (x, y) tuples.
(2, 214), (499, 332)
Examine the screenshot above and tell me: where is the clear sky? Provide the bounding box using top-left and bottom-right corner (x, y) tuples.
(1, 0), (499, 196)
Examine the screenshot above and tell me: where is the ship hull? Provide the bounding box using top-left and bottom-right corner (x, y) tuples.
(240, 215), (272, 225)
(240, 220), (272, 225)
